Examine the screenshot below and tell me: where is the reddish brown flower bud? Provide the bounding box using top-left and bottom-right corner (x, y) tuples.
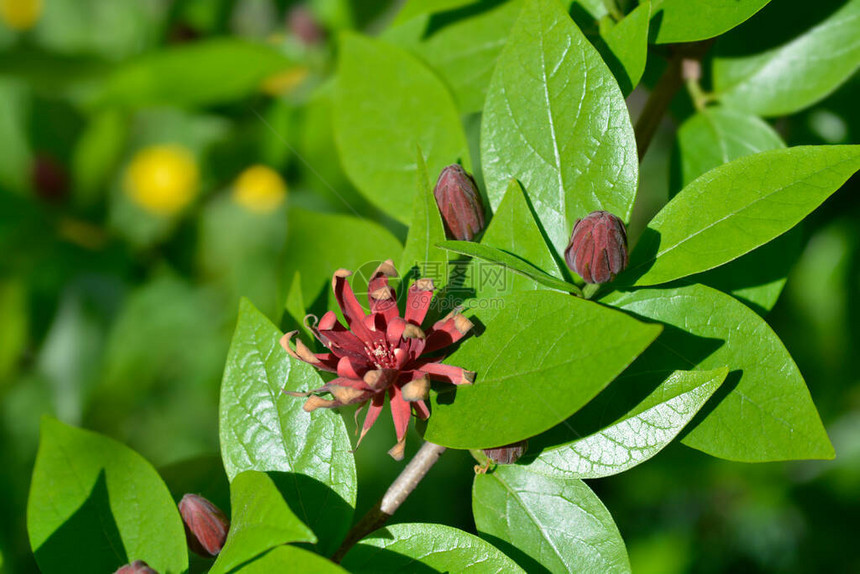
(178, 494), (230, 557)
(32, 154), (68, 203)
(564, 211), (628, 284)
(288, 5), (323, 45)
(483, 440), (529, 465)
(114, 560), (158, 574)
(433, 165), (486, 241)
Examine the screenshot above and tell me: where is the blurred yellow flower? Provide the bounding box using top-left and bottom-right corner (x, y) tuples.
(124, 145), (199, 216)
(260, 67), (310, 96)
(232, 165), (287, 214)
(0, 0), (43, 30)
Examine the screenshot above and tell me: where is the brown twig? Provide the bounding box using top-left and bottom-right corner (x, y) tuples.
(634, 41), (714, 162)
(634, 52), (683, 162)
(331, 441), (447, 562)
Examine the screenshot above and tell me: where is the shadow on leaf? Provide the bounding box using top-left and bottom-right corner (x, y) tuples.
(263, 470), (353, 557)
(523, 323), (725, 457)
(34, 470), (128, 573)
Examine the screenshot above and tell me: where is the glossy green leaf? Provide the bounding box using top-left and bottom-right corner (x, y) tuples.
(714, 0), (860, 116)
(525, 368), (727, 479)
(473, 465), (630, 573)
(27, 418), (187, 574)
(438, 240), (580, 295)
(400, 150), (449, 285)
(342, 523), (526, 573)
(238, 545), (348, 573)
(281, 208), (403, 305)
(674, 107), (785, 192)
(672, 106), (796, 314)
(219, 299), (356, 554)
(334, 33), (469, 222)
(570, 0), (608, 20)
(600, 1), (650, 95)
(650, 0), (770, 44)
(423, 291), (661, 448)
(481, 0), (638, 254)
(210, 470), (316, 574)
(603, 284), (834, 461)
(386, 0), (523, 114)
(98, 39), (293, 108)
(476, 178), (565, 299)
(629, 145), (860, 287)
(393, 0), (476, 24)
(688, 229), (803, 316)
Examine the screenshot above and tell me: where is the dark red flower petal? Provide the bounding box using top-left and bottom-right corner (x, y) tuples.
(423, 312), (473, 354)
(368, 260), (399, 321)
(332, 269), (375, 340)
(418, 361), (475, 385)
(404, 278), (434, 326)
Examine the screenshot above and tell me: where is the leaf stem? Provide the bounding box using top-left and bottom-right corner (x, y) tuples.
(331, 440), (447, 563)
(682, 58), (708, 112)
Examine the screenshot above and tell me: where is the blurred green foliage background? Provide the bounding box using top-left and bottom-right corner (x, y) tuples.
(0, 1), (857, 572)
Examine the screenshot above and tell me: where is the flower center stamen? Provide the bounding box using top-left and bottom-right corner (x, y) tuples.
(366, 340), (396, 369)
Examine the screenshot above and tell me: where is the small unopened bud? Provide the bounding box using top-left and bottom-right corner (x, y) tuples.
(178, 494), (230, 557)
(32, 154), (68, 203)
(288, 5), (323, 45)
(564, 211), (628, 284)
(433, 165), (485, 241)
(114, 560), (158, 574)
(483, 440), (528, 465)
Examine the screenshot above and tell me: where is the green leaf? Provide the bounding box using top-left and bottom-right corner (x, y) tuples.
(342, 523), (526, 573)
(386, 0), (523, 114)
(97, 39), (294, 108)
(600, 1), (650, 96)
(284, 270), (315, 342)
(438, 240), (579, 295)
(570, 0), (608, 20)
(650, 0), (771, 44)
(481, 0), (638, 255)
(71, 108), (128, 208)
(673, 106), (785, 192)
(219, 299), (356, 554)
(210, 470), (316, 574)
(687, 229), (804, 316)
(713, 0), (860, 116)
(400, 150), (449, 285)
(423, 290), (661, 448)
(476, 178), (565, 299)
(473, 465), (630, 573)
(603, 284), (834, 461)
(281, 208), (403, 305)
(33, 0), (156, 59)
(525, 368), (727, 479)
(0, 79), (31, 194)
(27, 418), (187, 574)
(0, 279), (27, 382)
(672, 106), (795, 314)
(237, 545), (348, 573)
(334, 33), (469, 223)
(393, 0), (477, 24)
(629, 145), (860, 287)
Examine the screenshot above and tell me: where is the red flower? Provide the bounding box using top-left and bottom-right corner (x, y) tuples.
(281, 261), (475, 460)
